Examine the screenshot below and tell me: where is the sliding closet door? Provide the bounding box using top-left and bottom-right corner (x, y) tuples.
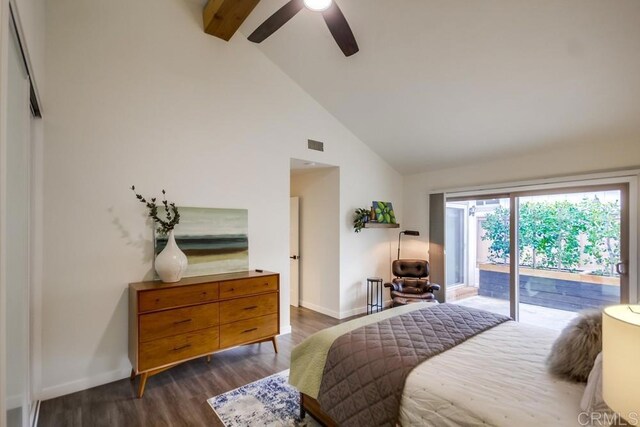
(4, 17), (32, 427)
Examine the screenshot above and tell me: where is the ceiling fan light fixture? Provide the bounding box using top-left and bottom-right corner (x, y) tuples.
(303, 0), (332, 12)
(248, 0), (358, 57)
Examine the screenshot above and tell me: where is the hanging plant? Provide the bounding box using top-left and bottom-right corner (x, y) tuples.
(131, 185), (180, 236)
(353, 207), (371, 233)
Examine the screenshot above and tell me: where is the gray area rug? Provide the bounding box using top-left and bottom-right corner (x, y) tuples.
(207, 370), (320, 427)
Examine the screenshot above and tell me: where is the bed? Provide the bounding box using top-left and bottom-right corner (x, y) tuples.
(289, 302), (586, 426)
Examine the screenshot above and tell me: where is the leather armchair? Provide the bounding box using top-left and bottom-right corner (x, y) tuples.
(384, 259), (440, 306)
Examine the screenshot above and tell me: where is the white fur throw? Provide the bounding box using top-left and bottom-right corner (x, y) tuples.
(547, 309), (602, 382)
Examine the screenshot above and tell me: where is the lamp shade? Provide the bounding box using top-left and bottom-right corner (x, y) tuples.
(603, 305), (640, 420)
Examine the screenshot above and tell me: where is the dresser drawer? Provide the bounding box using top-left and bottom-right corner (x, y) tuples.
(220, 314), (278, 348)
(138, 327), (219, 371)
(220, 293), (277, 324)
(219, 276), (278, 299)
(139, 282), (219, 313)
(139, 302), (219, 343)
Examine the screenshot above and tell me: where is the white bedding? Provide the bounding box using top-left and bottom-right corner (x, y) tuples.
(399, 321), (586, 426)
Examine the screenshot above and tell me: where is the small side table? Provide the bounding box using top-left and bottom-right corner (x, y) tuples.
(366, 277), (384, 314)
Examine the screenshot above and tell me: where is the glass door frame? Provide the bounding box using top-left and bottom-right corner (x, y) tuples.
(445, 202), (468, 288)
(447, 183), (630, 320)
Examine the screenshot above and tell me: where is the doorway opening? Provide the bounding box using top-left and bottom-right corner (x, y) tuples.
(289, 159), (340, 319)
(445, 185), (629, 331)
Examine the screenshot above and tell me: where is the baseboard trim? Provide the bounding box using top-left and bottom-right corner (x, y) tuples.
(299, 300), (340, 319)
(300, 300), (395, 319)
(38, 366), (131, 401)
(339, 300), (393, 319)
(279, 325), (292, 335)
(338, 305), (367, 318)
(38, 326), (293, 402)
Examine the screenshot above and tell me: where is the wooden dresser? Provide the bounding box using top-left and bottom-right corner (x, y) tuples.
(129, 270), (279, 397)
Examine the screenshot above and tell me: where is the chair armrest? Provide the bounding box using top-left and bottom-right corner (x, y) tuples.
(428, 283), (441, 292)
(384, 282), (400, 291)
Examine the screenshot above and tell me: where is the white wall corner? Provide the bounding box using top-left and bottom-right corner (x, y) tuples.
(279, 325), (292, 336)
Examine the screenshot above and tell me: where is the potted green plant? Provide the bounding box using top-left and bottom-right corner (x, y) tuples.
(353, 207), (371, 233)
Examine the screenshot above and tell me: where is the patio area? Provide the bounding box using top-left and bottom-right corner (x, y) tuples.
(452, 295), (578, 331)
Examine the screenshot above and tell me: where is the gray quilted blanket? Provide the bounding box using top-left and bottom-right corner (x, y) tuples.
(317, 303), (510, 426)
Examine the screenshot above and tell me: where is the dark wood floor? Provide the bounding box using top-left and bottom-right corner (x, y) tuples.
(38, 306), (353, 427)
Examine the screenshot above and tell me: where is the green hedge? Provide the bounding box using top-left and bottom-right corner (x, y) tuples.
(482, 197), (620, 276)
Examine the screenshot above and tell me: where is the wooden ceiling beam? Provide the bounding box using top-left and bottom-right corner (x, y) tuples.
(203, 0), (262, 42)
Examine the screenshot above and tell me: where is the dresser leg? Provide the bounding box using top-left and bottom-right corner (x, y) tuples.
(130, 369), (136, 381)
(137, 372), (148, 398)
(206, 355), (211, 363)
(271, 336), (278, 354)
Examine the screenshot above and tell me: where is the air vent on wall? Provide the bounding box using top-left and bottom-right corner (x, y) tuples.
(308, 139), (324, 152)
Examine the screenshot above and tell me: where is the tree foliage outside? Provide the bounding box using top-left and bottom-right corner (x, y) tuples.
(481, 197), (620, 276)
(579, 198), (621, 276)
(481, 206), (510, 264)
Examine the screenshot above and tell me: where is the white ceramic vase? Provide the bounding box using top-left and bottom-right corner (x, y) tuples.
(155, 230), (188, 283)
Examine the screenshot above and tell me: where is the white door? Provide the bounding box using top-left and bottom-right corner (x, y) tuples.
(290, 197), (300, 307)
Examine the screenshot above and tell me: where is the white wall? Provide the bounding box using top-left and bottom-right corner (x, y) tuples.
(291, 168), (341, 316)
(339, 158), (400, 316)
(402, 139), (640, 301)
(40, 0), (402, 400)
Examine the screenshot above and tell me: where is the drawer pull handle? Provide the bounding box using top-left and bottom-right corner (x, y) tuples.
(174, 318), (192, 325)
(173, 344), (191, 351)
(242, 328), (258, 334)
(263, 283), (269, 286)
(229, 288), (235, 291)
(201, 292), (207, 296)
(243, 306), (258, 310)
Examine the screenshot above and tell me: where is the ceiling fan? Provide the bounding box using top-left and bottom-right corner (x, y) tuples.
(248, 0), (359, 57)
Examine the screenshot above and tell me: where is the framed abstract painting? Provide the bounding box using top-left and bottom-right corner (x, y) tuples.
(155, 207), (249, 277)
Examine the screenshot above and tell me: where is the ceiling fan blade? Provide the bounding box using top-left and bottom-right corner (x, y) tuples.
(248, 0), (305, 43)
(322, 2), (359, 57)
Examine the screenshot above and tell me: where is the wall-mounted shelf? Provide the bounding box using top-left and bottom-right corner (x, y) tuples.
(364, 223), (400, 229)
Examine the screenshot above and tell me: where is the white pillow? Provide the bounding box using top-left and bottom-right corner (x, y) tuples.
(580, 352), (618, 427)
(580, 352), (606, 412)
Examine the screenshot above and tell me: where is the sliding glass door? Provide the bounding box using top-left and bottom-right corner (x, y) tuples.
(445, 185), (629, 331)
(446, 197), (511, 318)
(445, 204), (466, 287)
(515, 188), (626, 329)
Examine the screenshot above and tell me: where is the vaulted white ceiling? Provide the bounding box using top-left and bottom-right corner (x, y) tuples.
(239, 0), (640, 174)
